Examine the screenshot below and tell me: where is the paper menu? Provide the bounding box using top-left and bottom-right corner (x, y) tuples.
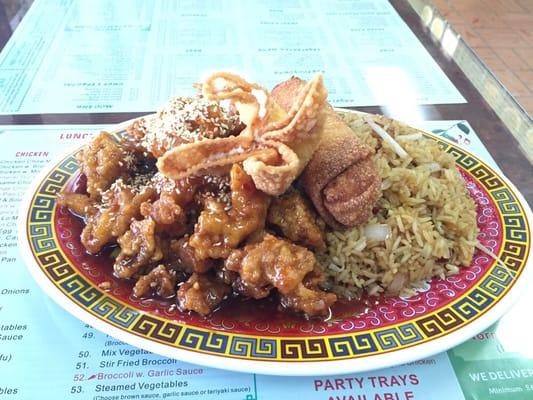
(3, 120), (531, 400)
(0, 0), (465, 115)
(412, 120), (499, 172)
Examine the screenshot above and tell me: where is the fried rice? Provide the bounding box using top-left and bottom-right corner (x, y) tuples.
(317, 112), (478, 299)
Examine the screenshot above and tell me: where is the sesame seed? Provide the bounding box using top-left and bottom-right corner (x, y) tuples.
(140, 95), (242, 155)
(151, 172), (176, 194)
(123, 153), (136, 169)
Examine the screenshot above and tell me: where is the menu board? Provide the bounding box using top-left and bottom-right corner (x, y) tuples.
(0, 0), (465, 114)
(1, 121), (531, 400)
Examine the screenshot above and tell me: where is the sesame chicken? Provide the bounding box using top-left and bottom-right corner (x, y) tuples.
(59, 91), (338, 319)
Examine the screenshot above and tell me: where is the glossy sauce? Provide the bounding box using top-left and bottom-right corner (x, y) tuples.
(211, 293), (382, 323)
(64, 172), (384, 322)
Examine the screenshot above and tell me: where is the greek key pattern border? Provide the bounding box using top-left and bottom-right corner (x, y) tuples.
(26, 137), (530, 361)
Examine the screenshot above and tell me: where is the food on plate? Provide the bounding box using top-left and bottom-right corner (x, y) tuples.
(267, 189), (326, 251)
(57, 72), (478, 319)
(272, 77), (381, 229)
(58, 72), (336, 318)
(155, 72), (328, 195)
(317, 113), (478, 299)
(225, 234), (336, 315)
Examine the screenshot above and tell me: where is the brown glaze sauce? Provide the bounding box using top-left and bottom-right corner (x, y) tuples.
(65, 172), (383, 322)
(207, 292), (382, 323)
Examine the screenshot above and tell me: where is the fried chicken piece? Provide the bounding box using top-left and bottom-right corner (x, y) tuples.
(267, 189), (326, 250)
(77, 132), (133, 198)
(133, 265), (176, 298)
(114, 218), (165, 279)
(280, 268), (336, 316)
(172, 175), (204, 206)
(189, 164), (270, 259)
(231, 274), (271, 299)
(56, 192), (93, 217)
(188, 199), (232, 259)
(280, 282), (337, 317)
(168, 238), (213, 274)
(225, 234), (336, 316)
(152, 172), (233, 211)
(127, 96), (243, 157)
(140, 192), (187, 236)
(81, 182), (156, 254)
(177, 273), (231, 316)
(225, 234), (315, 298)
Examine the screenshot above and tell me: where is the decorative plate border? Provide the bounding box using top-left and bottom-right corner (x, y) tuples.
(19, 116), (532, 374)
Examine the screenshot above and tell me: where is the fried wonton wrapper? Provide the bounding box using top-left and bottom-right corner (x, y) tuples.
(157, 73), (328, 195)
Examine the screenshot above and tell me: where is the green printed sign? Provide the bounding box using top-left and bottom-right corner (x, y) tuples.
(448, 324), (533, 400)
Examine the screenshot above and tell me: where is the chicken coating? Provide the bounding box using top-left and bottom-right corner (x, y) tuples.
(267, 189), (326, 250)
(140, 191), (187, 236)
(81, 181), (156, 254)
(77, 132), (134, 198)
(56, 192), (93, 217)
(168, 238), (214, 274)
(225, 234), (315, 297)
(280, 282), (337, 317)
(133, 264), (177, 298)
(114, 218), (165, 279)
(177, 273), (231, 315)
(127, 96), (243, 157)
(189, 164), (270, 259)
(225, 234), (336, 316)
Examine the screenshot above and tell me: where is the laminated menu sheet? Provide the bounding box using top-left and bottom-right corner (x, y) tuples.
(1, 121), (531, 400)
(0, 0), (465, 114)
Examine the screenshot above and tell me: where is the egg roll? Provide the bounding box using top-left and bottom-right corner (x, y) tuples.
(271, 77), (380, 229)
